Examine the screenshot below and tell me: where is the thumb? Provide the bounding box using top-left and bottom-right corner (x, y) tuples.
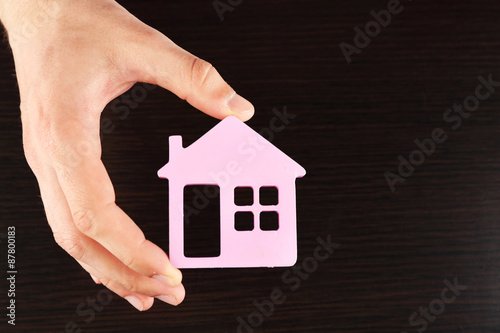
(134, 33), (254, 121)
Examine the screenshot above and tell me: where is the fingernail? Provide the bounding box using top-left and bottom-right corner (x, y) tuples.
(156, 295), (179, 306)
(227, 92), (254, 116)
(125, 296), (144, 311)
(153, 274), (177, 287)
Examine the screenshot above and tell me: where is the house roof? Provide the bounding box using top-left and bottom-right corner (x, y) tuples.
(158, 116), (306, 179)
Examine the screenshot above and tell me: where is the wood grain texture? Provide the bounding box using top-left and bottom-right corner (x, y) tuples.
(2, 0), (500, 332)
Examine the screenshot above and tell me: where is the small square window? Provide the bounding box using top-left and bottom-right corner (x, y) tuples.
(235, 212), (254, 231)
(234, 187), (253, 206)
(260, 211), (279, 231)
(259, 186), (278, 205)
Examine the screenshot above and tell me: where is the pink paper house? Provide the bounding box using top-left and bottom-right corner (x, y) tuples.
(158, 116), (305, 268)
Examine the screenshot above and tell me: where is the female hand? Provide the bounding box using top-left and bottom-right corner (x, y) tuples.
(0, 0), (254, 311)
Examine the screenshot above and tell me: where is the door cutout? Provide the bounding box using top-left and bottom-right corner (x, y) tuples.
(183, 185), (220, 257)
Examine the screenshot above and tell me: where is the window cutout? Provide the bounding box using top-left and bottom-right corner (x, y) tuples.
(259, 186), (279, 205)
(183, 185), (220, 258)
(234, 187), (253, 206)
(260, 211), (279, 231)
(235, 212), (254, 231)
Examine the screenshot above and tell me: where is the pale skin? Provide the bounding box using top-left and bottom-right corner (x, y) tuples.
(0, 0), (254, 311)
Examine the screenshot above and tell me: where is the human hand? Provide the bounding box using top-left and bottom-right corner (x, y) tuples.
(0, 0), (254, 311)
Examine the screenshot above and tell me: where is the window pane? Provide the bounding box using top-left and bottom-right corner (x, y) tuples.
(259, 186), (278, 205)
(234, 186), (253, 206)
(260, 211), (279, 231)
(235, 212), (254, 231)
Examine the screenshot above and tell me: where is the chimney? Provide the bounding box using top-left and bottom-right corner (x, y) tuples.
(169, 135), (183, 161)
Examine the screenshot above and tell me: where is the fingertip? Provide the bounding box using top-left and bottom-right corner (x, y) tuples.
(226, 92), (255, 122)
(125, 295), (154, 311)
(153, 266), (182, 288)
(176, 283), (186, 304)
(142, 296), (155, 311)
(156, 283), (185, 306)
(125, 295), (144, 311)
(168, 266), (183, 287)
(161, 254), (183, 287)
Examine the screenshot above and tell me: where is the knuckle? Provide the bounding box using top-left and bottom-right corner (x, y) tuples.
(19, 97), (101, 170)
(53, 232), (85, 260)
(47, 132), (100, 169)
(28, 117), (100, 170)
(121, 278), (139, 293)
(42, 137), (64, 161)
(100, 277), (110, 286)
(188, 57), (214, 89)
(22, 139), (41, 173)
(99, 277), (113, 289)
(121, 255), (137, 270)
(72, 209), (97, 237)
(21, 110), (43, 173)
(136, 25), (164, 43)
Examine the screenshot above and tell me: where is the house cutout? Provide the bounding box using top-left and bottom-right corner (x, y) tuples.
(158, 116), (306, 268)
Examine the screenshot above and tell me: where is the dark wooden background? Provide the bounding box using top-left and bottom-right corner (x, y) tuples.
(2, 0), (500, 332)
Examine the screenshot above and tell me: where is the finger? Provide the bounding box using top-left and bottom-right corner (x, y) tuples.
(129, 30), (254, 121)
(78, 260), (156, 311)
(36, 164), (183, 303)
(66, 231), (184, 304)
(49, 124), (182, 286)
(99, 274), (184, 308)
(79, 259), (184, 308)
